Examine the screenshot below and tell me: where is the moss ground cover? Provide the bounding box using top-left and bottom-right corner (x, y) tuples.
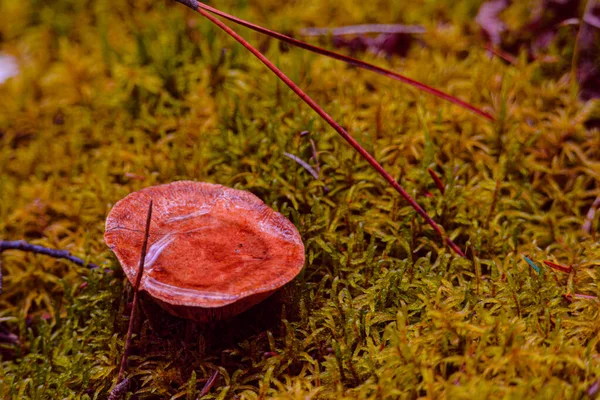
(0, 0), (599, 398)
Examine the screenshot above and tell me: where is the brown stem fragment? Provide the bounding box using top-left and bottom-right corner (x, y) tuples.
(112, 200), (153, 396)
(175, 2), (465, 257)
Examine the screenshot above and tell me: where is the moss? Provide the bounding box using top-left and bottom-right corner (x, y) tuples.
(0, 0), (599, 398)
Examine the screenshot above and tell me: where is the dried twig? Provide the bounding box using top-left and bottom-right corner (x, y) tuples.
(0, 240), (102, 270)
(174, 0), (466, 257)
(0, 240), (105, 294)
(111, 200), (153, 398)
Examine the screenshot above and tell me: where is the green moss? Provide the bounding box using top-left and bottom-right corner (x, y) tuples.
(1, 0), (599, 398)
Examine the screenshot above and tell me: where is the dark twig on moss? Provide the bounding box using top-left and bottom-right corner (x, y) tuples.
(0, 240), (102, 270)
(113, 200), (153, 394)
(174, 1), (466, 257)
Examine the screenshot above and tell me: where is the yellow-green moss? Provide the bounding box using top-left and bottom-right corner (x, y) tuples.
(0, 0), (599, 398)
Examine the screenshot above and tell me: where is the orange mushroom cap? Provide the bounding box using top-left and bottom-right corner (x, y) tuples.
(104, 181), (305, 321)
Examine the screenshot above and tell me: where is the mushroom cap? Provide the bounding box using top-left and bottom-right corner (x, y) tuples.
(104, 181), (305, 315)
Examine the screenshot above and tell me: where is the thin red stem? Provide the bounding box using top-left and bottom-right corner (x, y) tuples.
(543, 260), (572, 274)
(192, 2), (494, 121)
(116, 200), (153, 383)
(189, 6), (465, 257)
(484, 44), (518, 65)
(427, 168), (445, 194)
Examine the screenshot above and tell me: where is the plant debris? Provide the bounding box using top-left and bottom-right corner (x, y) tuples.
(477, 0), (600, 101)
(476, 0), (509, 46)
(299, 24), (426, 58)
(577, 0), (600, 100)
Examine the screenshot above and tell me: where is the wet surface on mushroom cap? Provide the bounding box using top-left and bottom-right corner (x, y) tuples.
(105, 181), (305, 308)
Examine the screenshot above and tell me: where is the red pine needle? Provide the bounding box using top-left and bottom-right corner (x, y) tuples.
(179, 2), (465, 257)
(427, 168), (445, 194)
(193, 1), (494, 121)
(543, 260), (572, 274)
(116, 200), (153, 384)
(484, 44), (518, 65)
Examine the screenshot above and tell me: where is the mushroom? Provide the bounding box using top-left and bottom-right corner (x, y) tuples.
(104, 181), (305, 322)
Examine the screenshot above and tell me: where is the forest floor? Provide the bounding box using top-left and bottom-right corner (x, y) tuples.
(1, 0), (599, 398)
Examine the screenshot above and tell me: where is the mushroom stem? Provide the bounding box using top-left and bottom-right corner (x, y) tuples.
(115, 200), (153, 385)
(183, 6), (466, 257)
